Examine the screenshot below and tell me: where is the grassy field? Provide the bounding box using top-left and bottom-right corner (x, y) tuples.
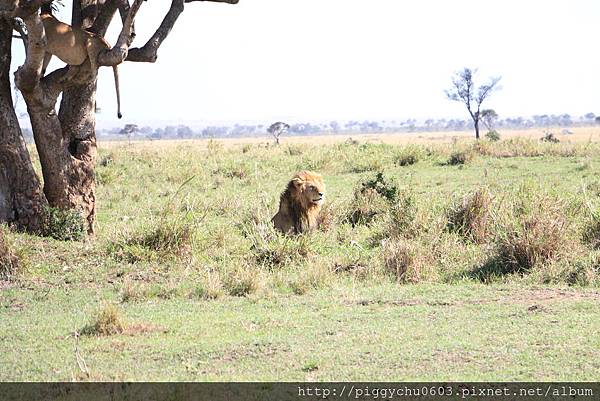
(2, 129), (600, 381)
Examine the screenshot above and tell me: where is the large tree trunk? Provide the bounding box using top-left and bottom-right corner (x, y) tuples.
(14, 3), (100, 235)
(0, 16), (47, 233)
(57, 83), (98, 233)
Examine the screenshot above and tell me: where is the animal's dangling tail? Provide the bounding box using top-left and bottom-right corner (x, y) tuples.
(113, 65), (122, 119)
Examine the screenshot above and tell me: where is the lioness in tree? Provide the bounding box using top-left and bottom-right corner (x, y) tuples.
(40, 7), (122, 118)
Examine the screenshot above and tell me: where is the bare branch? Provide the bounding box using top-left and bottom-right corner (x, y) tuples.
(125, 0), (184, 63)
(126, 0), (238, 63)
(476, 76), (501, 107)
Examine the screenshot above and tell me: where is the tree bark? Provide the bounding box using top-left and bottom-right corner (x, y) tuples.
(0, 16), (47, 232)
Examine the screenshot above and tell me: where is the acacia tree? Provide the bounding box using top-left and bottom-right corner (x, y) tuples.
(120, 123), (139, 144)
(0, 0), (238, 235)
(267, 121), (289, 145)
(480, 109), (498, 131)
(445, 68), (501, 139)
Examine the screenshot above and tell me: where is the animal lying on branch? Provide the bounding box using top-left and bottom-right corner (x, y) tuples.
(40, 8), (122, 118)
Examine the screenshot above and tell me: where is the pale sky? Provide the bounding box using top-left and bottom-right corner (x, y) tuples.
(11, 0), (600, 127)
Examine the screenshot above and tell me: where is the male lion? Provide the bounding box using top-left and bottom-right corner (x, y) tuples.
(272, 171), (325, 234)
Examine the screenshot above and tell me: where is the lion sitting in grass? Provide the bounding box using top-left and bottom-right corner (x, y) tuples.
(272, 171), (325, 234)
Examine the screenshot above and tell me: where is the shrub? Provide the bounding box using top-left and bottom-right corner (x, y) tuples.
(345, 172), (401, 226)
(81, 303), (125, 336)
(0, 228), (20, 281)
(541, 131), (560, 143)
(42, 206), (86, 241)
(447, 189), (492, 243)
(394, 145), (422, 166)
(346, 188), (389, 226)
(485, 130), (501, 142)
(361, 172), (398, 203)
(447, 149), (475, 166)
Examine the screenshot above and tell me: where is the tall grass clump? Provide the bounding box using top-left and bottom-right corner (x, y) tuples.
(109, 212), (196, 262)
(223, 263), (263, 297)
(108, 178), (200, 262)
(447, 188), (493, 243)
(394, 145), (423, 166)
(583, 208), (600, 250)
(375, 190), (420, 240)
(241, 220), (311, 268)
(0, 228), (21, 281)
(496, 196), (570, 274)
(81, 303), (126, 336)
(381, 239), (435, 283)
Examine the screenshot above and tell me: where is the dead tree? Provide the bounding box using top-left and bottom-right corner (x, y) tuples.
(0, 0), (239, 235)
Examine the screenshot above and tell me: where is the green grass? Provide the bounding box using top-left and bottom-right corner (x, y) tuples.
(2, 137), (600, 380)
(2, 284), (600, 380)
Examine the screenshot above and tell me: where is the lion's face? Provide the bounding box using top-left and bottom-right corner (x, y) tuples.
(292, 171), (325, 207)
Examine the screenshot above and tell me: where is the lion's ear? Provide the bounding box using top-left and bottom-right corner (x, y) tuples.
(292, 177), (304, 189)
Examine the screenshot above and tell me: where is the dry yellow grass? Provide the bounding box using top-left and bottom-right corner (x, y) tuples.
(98, 126), (600, 150)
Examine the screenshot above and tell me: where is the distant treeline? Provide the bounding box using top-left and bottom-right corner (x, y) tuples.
(77, 113), (599, 141)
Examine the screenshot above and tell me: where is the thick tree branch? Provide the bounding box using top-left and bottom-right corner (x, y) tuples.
(4, 0), (51, 19)
(13, 4), (83, 113)
(90, 0), (118, 36)
(14, 11), (45, 92)
(126, 0), (238, 63)
(96, 0), (143, 67)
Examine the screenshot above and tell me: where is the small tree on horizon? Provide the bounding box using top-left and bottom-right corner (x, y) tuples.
(480, 109), (498, 131)
(120, 124), (139, 145)
(446, 68), (501, 139)
(267, 122), (290, 145)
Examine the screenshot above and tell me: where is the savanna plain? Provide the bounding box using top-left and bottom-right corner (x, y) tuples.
(2, 128), (600, 381)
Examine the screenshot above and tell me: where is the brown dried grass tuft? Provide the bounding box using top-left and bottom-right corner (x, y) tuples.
(447, 188), (493, 243)
(382, 239), (435, 283)
(497, 199), (570, 273)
